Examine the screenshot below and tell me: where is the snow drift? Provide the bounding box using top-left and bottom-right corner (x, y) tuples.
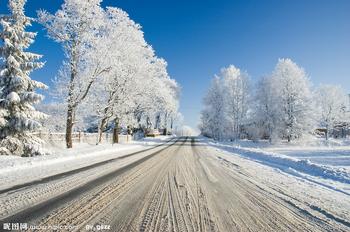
(208, 141), (350, 184)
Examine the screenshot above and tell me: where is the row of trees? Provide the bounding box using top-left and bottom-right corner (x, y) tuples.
(200, 59), (350, 142)
(38, 0), (180, 148)
(0, 0), (180, 156)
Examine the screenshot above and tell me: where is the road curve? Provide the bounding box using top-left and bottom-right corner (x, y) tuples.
(1, 137), (348, 231)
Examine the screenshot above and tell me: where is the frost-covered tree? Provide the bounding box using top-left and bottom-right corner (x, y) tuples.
(38, 0), (111, 148)
(64, 7), (180, 143)
(253, 76), (280, 141)
(161, 78), (180, 135)
(315, 84), (349, 140)
(200, 77), (226, 140)
(200, 65), (250, 139)
(148, 58), (180, 131)
(39, 3), (180, 145)
(36, 102), (67, 132)
(220, 65), (250, 140)
(249, 60), (315, 142)
(88, 7), (148, 143)
(0, 0), (47, 156)
(200, 65), (250, 140)
(201, 59), (348, 143)
(271, 58), (314, 142)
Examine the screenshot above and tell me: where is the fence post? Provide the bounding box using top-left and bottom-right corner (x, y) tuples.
(113, 128), (119, 144)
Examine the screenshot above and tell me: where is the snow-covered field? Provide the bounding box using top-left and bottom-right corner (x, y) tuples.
(0, 136), (174, 191)
(205, 137), (350, 195)
(265, 146), (350, 168)
(224, 138), (350, 167)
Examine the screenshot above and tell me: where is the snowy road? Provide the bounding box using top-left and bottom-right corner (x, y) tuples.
(1, 137), (349, 231)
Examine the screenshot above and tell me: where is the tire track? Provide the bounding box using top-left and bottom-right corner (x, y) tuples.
(0, 138), (176, 195)
(0, 138), (180, 225)
(135, 137), (218, 232)
(34, 138), (188, 231)
(193, 139), (348, 232)
(2, 137), (347, 231)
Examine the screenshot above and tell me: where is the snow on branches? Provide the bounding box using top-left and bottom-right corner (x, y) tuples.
(38, 1), (180, 147)
(200, 65), (250, 140)
(268, 59), (314, 142)
(0, 0), (48, 156)
(315, 85), (350, 140)
(200, 59), (349, 142)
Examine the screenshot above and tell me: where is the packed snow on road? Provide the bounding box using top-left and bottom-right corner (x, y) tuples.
(1, 0), (350, 231)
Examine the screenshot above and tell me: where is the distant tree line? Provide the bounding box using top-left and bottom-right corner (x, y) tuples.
(200, 59), (350, 142)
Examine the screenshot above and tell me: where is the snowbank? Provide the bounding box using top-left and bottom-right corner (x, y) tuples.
(0, 136), (174, 190)
(214, 137), (350, 149)
(207, 140), (350, 184)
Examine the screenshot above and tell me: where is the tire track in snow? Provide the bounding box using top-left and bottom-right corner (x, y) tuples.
(2, 137), (348, 231)
(0, 138), (176, 195)
(0, 138), (180, 224)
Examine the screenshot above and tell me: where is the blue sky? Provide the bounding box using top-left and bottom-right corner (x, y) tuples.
(1, 0), (350, 129)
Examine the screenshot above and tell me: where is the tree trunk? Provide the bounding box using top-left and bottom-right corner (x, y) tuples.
(137, 115), (142, 132)
(65, 42), (78, 149)
(163, 113), (168, 135)
(155, 114), (161, 129)
(113, 118), (119, 144)
(170, 117), (174, 131)
(66, 106), (74, 148)
(146, 116), (152, 130)
(97, 117), (108, 144)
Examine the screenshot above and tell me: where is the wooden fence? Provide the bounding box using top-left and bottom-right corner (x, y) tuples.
(33, 132), (133, 145)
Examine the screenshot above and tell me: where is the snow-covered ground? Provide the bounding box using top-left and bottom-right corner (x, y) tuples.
(265, 146), (350, 169)
(221, 138), (350, 168)
(1, 136), (349, 230)
(0, 136), (174, 191)
(204, 137), (350, 195)
(198, 143), (350, 228)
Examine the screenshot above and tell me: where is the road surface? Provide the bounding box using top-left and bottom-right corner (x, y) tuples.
(0, 137), (348, 231)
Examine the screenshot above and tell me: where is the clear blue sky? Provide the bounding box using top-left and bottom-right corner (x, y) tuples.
(1, 0), (350, 129)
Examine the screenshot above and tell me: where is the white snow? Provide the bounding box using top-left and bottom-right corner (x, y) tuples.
(203, 137), (350, 194)
(38, 3), (180, 141)
(6, 92), (20, 103)
(264, 146), (350, 169)
(200, 141), (350, 226)
(0, 136), (174, 191)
